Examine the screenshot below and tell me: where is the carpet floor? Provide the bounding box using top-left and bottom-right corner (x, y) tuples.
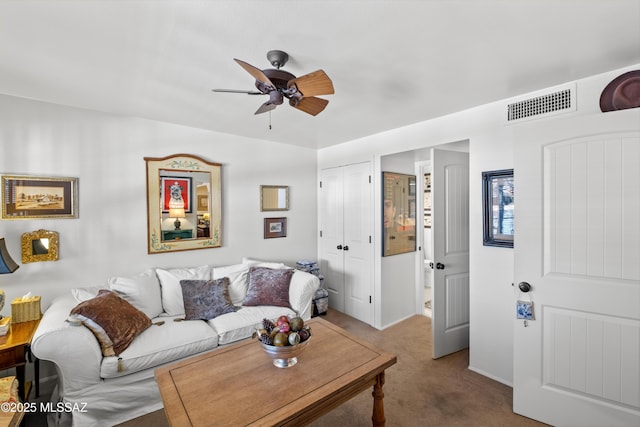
(114, 310), (547, 427)
(24, 310), (548, 426)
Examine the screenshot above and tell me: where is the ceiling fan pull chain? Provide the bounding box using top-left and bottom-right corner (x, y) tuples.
(269, 111), (272, 130)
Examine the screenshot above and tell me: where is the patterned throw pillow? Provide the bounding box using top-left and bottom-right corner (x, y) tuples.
(69, 289), (152, 356)
(242, 266), (293, 308)
(180, 278), (238, 321)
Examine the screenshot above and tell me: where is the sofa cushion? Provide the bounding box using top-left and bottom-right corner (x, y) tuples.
(69, 290), (152, 356)
(108, 269), (163, 318)
(180, 278), (237, 321)
(208, 306), (296, 345)
(242, 257), (288, 270)
(212, 263), (250, 305)
(100, 316), (219, 378)
(156, 265), (212, 316)
(242, 267), (293, 308)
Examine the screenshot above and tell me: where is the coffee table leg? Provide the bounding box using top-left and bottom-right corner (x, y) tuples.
(371, 371), (386, 427)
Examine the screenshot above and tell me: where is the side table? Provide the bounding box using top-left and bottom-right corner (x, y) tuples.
(0, 319), (40, 402)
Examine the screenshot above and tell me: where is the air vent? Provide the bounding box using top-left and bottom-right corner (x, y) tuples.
(505, 83), (576, 124)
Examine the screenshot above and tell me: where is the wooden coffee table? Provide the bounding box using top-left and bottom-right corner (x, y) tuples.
(156, 317), (396, 426)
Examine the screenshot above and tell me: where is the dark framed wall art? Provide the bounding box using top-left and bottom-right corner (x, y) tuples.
(482, 169), (514, 247)
(1, 175), (78, 219)
(264, 217), (287, 239)
(382, 171), (416, 256)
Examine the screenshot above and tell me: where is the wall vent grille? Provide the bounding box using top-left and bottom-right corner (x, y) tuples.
(505, 84), (576, 124)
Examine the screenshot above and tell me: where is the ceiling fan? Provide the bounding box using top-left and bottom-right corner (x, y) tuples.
(212, 50), (334, 116)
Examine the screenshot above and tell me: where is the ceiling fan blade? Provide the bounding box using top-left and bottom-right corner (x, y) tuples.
(287, 70), (334, 97)
(234, 58), (275, 88)
(255, 102), (277, 115)
(212, 89), (265, 95)
(290, 96), (329, 116)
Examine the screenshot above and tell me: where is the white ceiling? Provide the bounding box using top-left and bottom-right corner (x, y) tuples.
(1, 0), (639, 149)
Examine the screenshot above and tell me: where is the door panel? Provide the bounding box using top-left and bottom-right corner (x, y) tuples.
(343, 162), (372, 324)
(514, 133), (640, 426)
(431, 149), (470, 359)
(320, 167), (345, 312)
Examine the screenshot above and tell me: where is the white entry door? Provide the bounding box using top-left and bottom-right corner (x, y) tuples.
(431, 149), (470, 359)
(513, 131), (640, 426)
(320, 163), (373, 324)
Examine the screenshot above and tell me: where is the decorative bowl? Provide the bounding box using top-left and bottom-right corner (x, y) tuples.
(260, 336), (311, 368)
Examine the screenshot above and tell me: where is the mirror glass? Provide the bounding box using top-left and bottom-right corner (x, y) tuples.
(32, 238), (49, 255)
(260, 185), (289, 211)
(145, 154), (222, 254)
(22, 229), (59, 263)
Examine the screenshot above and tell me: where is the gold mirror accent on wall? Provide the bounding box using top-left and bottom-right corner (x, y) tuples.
(260, 185), (289, 211)
(21, 229), (59, 263)
(145, 154), (222, 254)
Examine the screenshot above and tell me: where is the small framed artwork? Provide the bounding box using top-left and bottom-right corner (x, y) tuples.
(160, 177), (192, 213)
(264, 217), (287, 239)
(1, 175), (78, 219)
(482, 169), (514, 247)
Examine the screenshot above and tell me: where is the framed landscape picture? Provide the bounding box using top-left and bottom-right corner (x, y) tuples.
(1, 175), (78, 219)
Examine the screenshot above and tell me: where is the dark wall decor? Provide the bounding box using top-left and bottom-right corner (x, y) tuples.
(264, 217), (287, 239)
(482, 169), (514, 248)
(599, 70), (640, 112)
(382, 171), (416, 256)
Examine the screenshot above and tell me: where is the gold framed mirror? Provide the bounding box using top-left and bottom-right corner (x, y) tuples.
(145, 154), (222, 254)
(22, 229), (59, 263)
(260, 185), (289, 211)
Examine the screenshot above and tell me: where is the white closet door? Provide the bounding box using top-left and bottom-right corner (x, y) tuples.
(343, 162), (373, 324)
(320, 166), (345, 312)
(320, 162), (373, 324)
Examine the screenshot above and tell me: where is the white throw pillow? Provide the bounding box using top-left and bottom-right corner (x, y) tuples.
(212, 263), (250, 305)
(156, 265), (212, 316)
(241, 257), (289, 270)
(71, 286), (101, 302)
(108, 269), (163, 318)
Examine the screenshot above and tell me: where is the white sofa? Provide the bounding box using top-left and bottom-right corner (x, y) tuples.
(31, 260), (320, 427)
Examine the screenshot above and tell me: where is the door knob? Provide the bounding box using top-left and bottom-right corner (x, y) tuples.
(343, 245), (349, 251)
(337, 245), (342, 250)
(436, 263), (445, 270)
(518, 282), (532, 292)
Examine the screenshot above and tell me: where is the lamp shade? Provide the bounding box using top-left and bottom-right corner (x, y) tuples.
(169, 207), (186, 218)
(0, 238), (19, 274)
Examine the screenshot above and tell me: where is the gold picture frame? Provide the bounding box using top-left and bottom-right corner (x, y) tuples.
(260, 185), (289, 211)
(21, 229), (59, 263)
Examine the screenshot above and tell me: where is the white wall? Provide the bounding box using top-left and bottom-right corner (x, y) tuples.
(0, 94), (319, 312)
(318, 64), (640, 385)
(380, 151), (421, 326)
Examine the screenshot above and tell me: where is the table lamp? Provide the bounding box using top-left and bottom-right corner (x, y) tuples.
(169, 207), (186, 230)
(0, 238), (19, 319)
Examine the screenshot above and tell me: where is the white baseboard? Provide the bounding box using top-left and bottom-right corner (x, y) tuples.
(468, 365), (513, 387)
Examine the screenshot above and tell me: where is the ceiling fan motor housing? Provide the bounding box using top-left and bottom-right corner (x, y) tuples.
(257, 69), (296, 96)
